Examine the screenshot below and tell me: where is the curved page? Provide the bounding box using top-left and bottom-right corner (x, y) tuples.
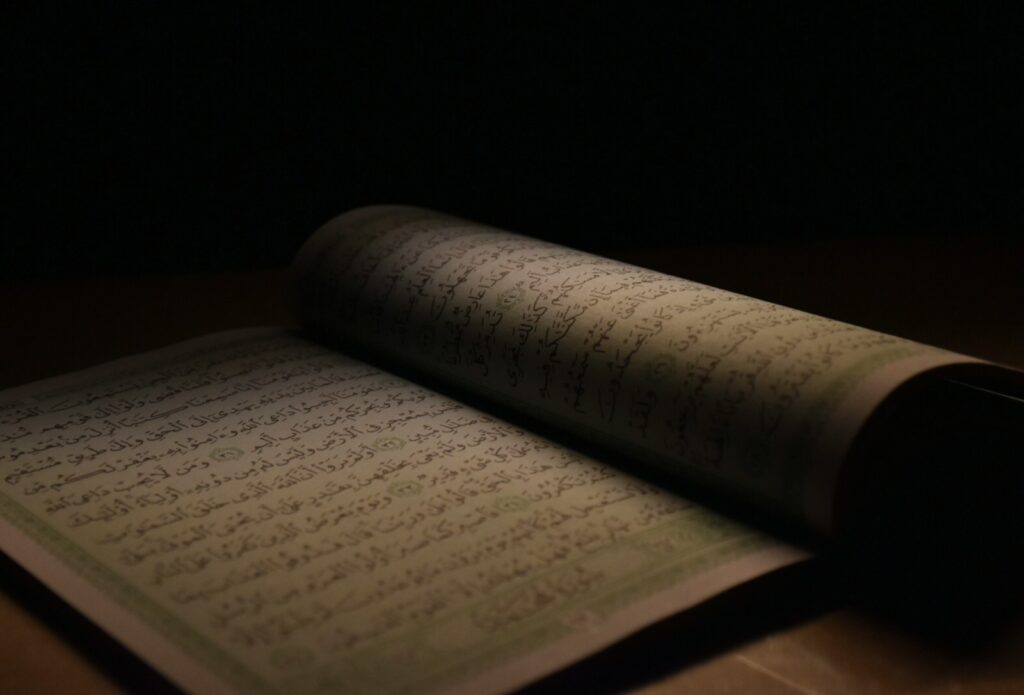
(291, 206), (987, 534)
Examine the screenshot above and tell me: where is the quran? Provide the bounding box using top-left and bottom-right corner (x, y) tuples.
(1, 207), (1021, 694)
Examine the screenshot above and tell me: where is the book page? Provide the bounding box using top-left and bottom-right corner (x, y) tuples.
(291, 206), (990, 534)
(0, 328), (802, 694)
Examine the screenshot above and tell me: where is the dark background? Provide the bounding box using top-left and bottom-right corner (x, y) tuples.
(2, 4), (1017, 279)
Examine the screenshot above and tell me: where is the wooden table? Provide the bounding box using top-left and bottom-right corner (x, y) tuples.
(2, 236), (1022, 694)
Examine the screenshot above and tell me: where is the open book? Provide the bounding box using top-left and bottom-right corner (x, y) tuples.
(1, 206), (1021, 694)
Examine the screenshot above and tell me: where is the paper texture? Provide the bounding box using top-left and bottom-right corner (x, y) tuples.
(0, 328), (802, 694)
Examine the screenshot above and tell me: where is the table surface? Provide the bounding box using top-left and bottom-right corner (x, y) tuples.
(1, 235), (1022, 694)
